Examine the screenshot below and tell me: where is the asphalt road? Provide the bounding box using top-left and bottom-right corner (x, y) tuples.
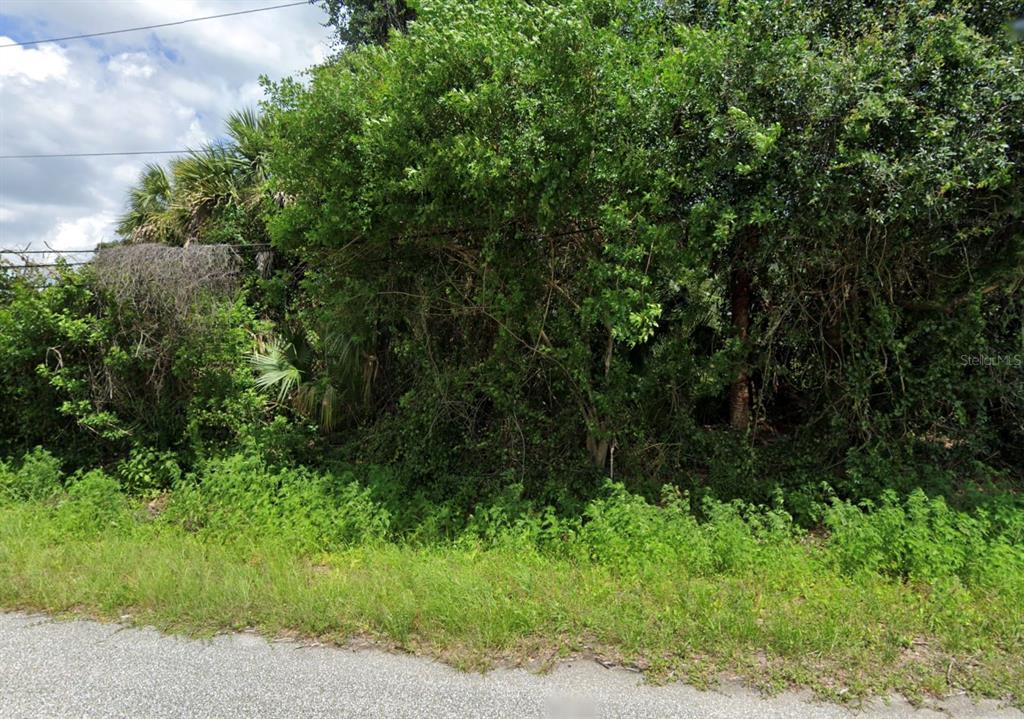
(0, 613), (1019, 719)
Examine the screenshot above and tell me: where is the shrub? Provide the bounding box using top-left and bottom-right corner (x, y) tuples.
(576, 483), (709, 574)
(455, 481), (580, 555)
(267, 0), (1024, 502)
(572, 483), (799, 576)
(55, 470), (130, 535)
(164, 453), (390, 551)
(115, 447), (182, 496)
(824, 489), (1024, 586)
(0, 447), (63, 503)
(237, 415), (321, 468)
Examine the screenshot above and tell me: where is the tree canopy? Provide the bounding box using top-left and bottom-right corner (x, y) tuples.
(264, 0), (1023, 501)
(3, 0), (1022, 511)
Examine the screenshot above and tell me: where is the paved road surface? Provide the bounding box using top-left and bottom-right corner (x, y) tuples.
(0, 613), (1019, 718)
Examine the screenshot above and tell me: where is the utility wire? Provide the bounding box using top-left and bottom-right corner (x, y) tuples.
(3, 262), (91, 268)
(0, 249), (97, 254)
(0, 2), (310, 48)
(0, 150), (188, 159)
(1, 243), (271, 254)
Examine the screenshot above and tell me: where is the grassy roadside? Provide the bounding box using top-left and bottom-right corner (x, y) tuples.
(1, 500), (1021, 705)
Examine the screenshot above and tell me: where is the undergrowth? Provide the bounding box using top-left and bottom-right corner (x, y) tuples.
(0, 448), (1021, 703)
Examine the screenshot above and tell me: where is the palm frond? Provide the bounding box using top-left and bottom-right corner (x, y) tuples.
(226, 108), (269, 157)
(116, 108), (271, 247)
(319, 383), (339, 432)
(251, 340), (302, 403)
(251, 325), (377, 432)
(117, 164), (179, 243)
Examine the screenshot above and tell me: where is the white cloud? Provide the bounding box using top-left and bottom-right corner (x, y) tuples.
(48, 212), (117, 252)
(111, 162), (143, 185)
(238, 80), (266, 108)
(0, 37), (69, 83)
(0, 1), (331, 252)
(164, 76), (220, 107)
(107, 52), (156, 80)
(178, 117), (210, 148)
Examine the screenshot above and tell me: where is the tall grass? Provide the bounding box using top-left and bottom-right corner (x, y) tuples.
(0, 449), (1021, 702)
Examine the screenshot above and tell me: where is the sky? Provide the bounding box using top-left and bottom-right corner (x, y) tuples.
(0, 1), (331, 261)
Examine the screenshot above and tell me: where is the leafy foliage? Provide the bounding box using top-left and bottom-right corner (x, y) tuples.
(1, 5), (1023, 702)
(4, 444), (1022, 597)
(115, 447), (182, 497)
(164, 453), (391, 551)
(825, 489), (1024, 587)
(0, 271), (265, 463)
(2, 0), (1022, 522)
(116, 164), (178, 245)
(116, 109), (272, 247)
(0, 447), (62, 504)
(266, 0), (1024, 504)
(251, 328), (376, 432)
(55, 470), (130, 537)
(317, 0), (415, 48)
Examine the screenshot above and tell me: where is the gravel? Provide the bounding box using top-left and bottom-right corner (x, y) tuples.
(0, 612), (1019, 719)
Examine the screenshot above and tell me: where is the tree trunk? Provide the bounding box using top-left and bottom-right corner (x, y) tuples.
(729, 265), (752, 431)
(583, 327), (615, 470)
(586, 429), (610, 469)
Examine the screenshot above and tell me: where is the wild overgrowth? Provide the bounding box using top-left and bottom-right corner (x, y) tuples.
(1, 0), (1022, 702)
(3, 447), (1021, 590)
(0, 447), (1021, 701)
(264, 0), (1024, 503)
(3, 0), (1022, 514)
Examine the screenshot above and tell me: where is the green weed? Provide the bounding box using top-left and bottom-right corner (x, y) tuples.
(0, 450), (1021, 703)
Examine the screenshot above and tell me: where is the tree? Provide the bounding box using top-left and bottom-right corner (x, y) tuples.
(116, 109), (272, 247)
(116, 164), (178, 244)
(317, 0), (415, 48)
(266, 0), (1022, 498)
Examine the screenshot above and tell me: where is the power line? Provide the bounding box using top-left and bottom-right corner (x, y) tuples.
(2, 262), (91, 268)
(0, 150), (188, 159)
(0, 243), (272, 254)
(1, 250), (94, 255)
(0, 2), (311, 49)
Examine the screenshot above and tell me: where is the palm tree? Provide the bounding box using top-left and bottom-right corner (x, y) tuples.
(116, 109), (271, 246)
(117, 109), (379, 429)
(171, 109), (271, 242)
(251, 329), (378, 433)
(116, 164), (181, 244)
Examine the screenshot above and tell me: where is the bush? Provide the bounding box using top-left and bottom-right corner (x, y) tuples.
(447, 480), (808, 576)
(452, 481), (577, 555)
(237, 415), (321, 468)
(5, 441), (1020, 598)
(164, 453), (390, 551)
(0, 447), (63, 503)
(55, 470), (130, 535)
(567, 482), (799, 576)
(115, 447), (182, 496)
(575, 483), (707, 573)
(824, 489), (1024, 587)
(267, 0), (1024, 502)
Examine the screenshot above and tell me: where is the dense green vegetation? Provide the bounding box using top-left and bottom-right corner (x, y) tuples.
(1, 448), (1022, 700)
(265, 0), (1024, 511)
(1, 0), (1022, 702)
